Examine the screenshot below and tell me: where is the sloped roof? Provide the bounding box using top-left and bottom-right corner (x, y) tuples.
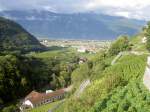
(25, 89), (65, 105)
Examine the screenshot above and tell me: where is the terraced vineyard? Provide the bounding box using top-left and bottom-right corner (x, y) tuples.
(104, 54), (146, 81)
(92, 81), (150, 112)
(91, 55), (150, 112)
(56, 54), (150, 112)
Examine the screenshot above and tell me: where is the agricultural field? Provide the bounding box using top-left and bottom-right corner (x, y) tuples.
(27, 46), (95, 60)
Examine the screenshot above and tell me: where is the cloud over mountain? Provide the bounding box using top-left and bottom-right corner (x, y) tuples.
(0, 0), (150, 20)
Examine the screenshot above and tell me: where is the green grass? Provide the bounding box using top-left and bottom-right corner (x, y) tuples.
(130, 34), (148, 52)
(27, 46), (100, 59)
(27, 100), (62, 112)
(27, 47), (73, 58)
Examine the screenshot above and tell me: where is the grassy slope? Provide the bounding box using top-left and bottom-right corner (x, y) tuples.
(25, 48), (96, 112)
(28, 35), (149, 112)
(27, 100), (62, 112)
(130, 33), (148, 52)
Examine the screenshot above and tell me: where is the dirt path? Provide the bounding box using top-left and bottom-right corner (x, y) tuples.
(74, 79), (91, 97)
(111, 52), (123, 65)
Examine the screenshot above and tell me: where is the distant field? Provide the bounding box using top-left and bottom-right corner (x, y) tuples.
(27, 46), (99, 60)
(27, 47), (71, 58)
(27, 100), (62, 112)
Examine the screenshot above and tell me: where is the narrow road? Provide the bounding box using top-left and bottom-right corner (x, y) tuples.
(48, 80), (91, 111)
(74, 79), (91, 97)
(111, 52), (123, 65)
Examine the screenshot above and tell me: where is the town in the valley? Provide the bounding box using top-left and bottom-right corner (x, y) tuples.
(40, 39), (111, 53)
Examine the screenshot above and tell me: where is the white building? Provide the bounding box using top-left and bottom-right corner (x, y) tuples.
(20, 89), (66, 111)
(46, 90), (53, 94)
(77, 47), (87, 53)
(142, 37), (147, 43)
(148, 56), (150, 66)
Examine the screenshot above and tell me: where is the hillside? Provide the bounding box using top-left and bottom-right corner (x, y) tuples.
(0, 17), (45, 52)
(0, 10), (146, 40)
(56, 54), (149, 112)
(54, 31), (150, 112)
(0, 47), (80, 111)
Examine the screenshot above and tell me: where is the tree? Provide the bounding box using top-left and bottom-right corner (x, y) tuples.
(144, 22), (150, 51)
(0, 98), (3, 105)
(50, 73), (59, 89)
(2, 105), (17, 112)
(108, 35), (130, 56)
(58, 76), (66, 88)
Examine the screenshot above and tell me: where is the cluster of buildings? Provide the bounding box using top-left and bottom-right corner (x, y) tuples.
(76, 46), (98, 53)
(142, 37), (147, 43)
(20, 88), (67, 111)
(78, 57), (88, 64)
(40, 39), (111, 53)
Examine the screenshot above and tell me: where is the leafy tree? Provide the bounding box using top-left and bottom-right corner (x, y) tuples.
(144, 22), (150, 51)
(108, 35), (130, 56)
(0, 17), (45, 53)
(2, 105), (16, 112)
(71, 63), (91, 84)
(50, 73), (59, 89)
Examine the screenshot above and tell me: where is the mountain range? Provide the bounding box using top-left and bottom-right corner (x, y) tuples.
(0, 10), (146, 40)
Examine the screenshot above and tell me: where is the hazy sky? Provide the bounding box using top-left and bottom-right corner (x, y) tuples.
(0, 0), (150, 20)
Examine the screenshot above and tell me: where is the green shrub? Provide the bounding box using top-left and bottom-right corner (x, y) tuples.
(2, 105), (17, 112)
(108, 35), (130, 56)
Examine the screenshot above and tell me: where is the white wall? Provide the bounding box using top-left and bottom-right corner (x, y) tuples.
(147, 57), (150, 66)
(23, 100), (34, 108)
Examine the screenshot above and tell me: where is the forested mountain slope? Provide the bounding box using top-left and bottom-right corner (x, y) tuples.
(0, 17), (45, 52)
